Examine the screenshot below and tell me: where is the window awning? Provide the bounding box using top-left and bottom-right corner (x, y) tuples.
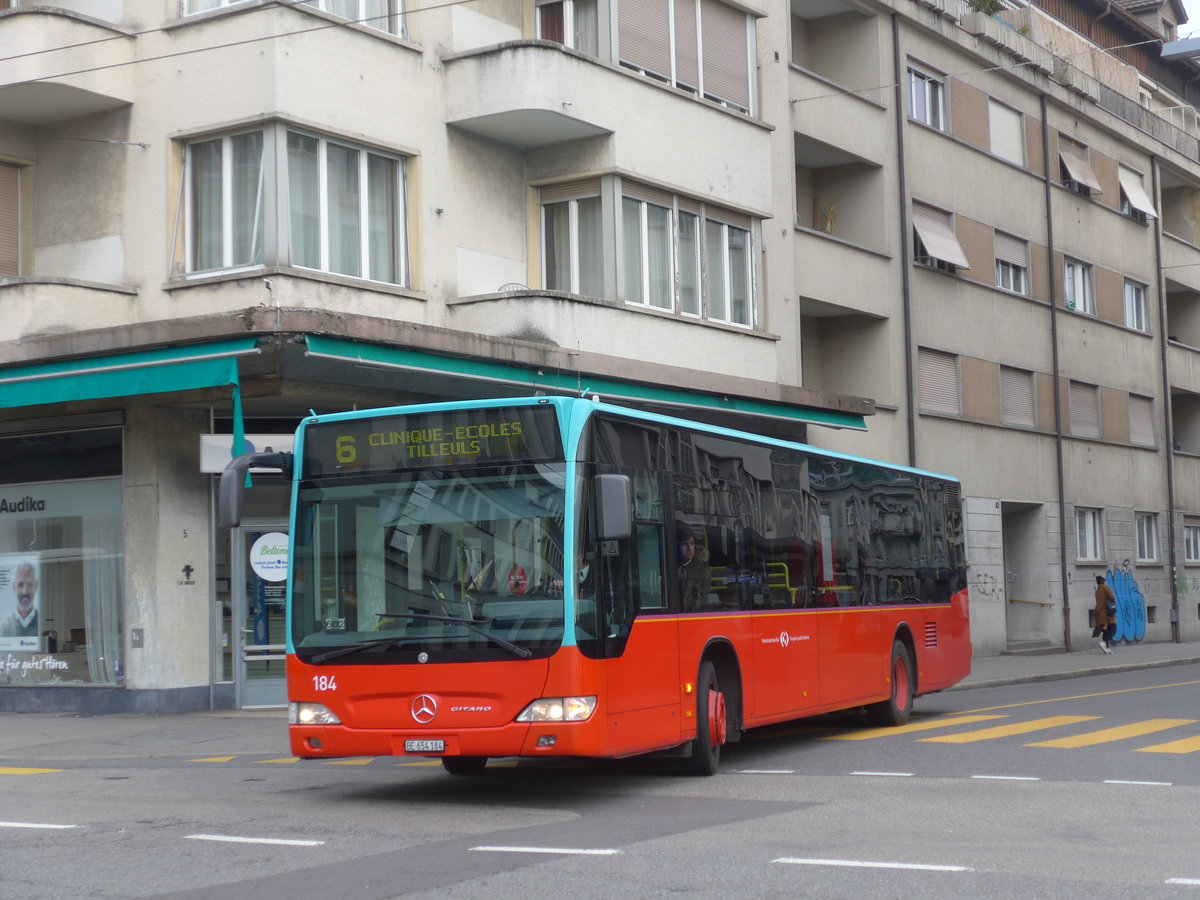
(304, 335), (867, 431)
(1059, 145), (1103, 193)
(0, 338), (260, 453)
(912, 204), (971, 269)
(1118, 167), (1158, 219)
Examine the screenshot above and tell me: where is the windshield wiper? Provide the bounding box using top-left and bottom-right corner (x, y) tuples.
(376, 611), (533, 659)
(309, 638), (405, 664)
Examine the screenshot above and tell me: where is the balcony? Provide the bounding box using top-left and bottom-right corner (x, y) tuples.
(443, 41), (772, 203)
(793, 227), (897, 318)
(0, 8), (134, 124)
(446, 290), (778, 383)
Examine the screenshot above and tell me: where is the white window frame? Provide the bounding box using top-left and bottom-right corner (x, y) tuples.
(182, 123), (408, 286)
(1184, 524), (1200, 563)
(1136, 511), (1159, 562)
(0, 160), (20, 278)
(994, 232), (1029, 295)
(622, 196), (675, 310)
(1124, 279), (1149, 332)
(182, 0), (254, 14)
(1064, 257), (1095, 315)
(908, 64), (946, 130)
(537, 0), (598, 54)
(541, 193), (602, 297)
(1075, 507), (1102, 561)
(705, 216), (754, 327)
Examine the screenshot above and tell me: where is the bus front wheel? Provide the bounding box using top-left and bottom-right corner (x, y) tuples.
(441, 756), (488, 775)
(682, 660), (726, 776)
(867, 640), (914, 727)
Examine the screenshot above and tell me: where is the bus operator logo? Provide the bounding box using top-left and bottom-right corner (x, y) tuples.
(411, 694), (438, 724)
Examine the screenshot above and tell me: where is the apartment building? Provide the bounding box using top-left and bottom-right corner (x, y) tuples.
(1, 0), (1199, 711)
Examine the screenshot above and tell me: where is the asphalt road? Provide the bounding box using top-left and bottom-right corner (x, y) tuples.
(3, 663), (1200, 899)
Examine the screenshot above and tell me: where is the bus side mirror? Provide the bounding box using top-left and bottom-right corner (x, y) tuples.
(595, 473), (632, 541)
(218, 452), (293, 528)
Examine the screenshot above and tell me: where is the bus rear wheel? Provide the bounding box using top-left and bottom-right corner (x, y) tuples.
(441, 756), (488, 775)
(682, 660), (726, 776)
(867, 640), (914, 727)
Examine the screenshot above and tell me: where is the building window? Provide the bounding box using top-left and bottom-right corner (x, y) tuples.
(908, 63), (946, 130)
(537, 0), (598, 54)
(182, 125), (408, 285)
(988, 99), (1024, 166)
(1064, 257), (1094, 315)
(0, 426), (124, 686)
(912, 202), (969, 273)
(1136, 512), (1159, 562)
(0, 161), (19, 277)
(1118, 166), (1157, 223)
(542, 181), (604, 298)
(1000, 366), (1036, 427)
(917, 348), (960, 415)
(1124, 279), (1150, 332)
(1069, 380), (1100, 438)
(1129, 394), (1154, 446)
(617, 0), (754, 114)
(994, 232), (1029, 294)
(622, 195), (673, 309)
(541, 179), (757, 327)
(1058, 136), (1102, 196)
(1075, 507), (1102, 560)
(1185, 524), (1200, 562)
(183, 0), (254, 12)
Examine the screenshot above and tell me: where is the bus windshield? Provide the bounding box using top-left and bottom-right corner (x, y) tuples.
(291, 465), (568, 661)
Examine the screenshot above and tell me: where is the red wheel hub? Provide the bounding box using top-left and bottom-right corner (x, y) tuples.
(708, 690), (727, 747)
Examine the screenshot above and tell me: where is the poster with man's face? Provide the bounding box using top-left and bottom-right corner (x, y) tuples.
(0, 554), (41, 651)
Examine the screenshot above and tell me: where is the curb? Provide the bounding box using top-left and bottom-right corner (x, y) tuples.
(948, 654), (1200, 691)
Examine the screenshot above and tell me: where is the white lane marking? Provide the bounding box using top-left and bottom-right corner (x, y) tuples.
(185, 834), (325, 847)
(0, 821), (77, 830)
(471, 846), (620, 856)
(740, 769), (796, 774)
(1105, 780), (1172, 786)
(774, 857), (972, 872)
(852, 771), (914, 777)
(1166, 879), (1200, 885)
(970, 775), (1040, 781)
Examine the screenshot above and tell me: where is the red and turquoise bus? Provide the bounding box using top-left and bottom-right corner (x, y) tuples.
(220, 396), (970, 775)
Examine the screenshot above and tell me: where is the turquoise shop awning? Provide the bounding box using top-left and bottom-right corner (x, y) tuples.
(0, 338), (260, 453)
(304, 335), (867, 431)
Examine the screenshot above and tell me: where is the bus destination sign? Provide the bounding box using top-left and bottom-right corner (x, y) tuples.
(303, 405), (562, 476)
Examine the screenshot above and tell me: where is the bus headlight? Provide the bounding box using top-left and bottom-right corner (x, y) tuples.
(515, 696), (597, 722)
(289, 702), (341, 725)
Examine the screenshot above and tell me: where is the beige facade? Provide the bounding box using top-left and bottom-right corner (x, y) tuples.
(2, 0), (1200, 709)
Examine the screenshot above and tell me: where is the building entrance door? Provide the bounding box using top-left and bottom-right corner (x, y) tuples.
(231, 521), (289, 708)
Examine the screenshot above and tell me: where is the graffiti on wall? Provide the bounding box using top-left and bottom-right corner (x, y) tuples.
(1105, 561), (1145, 644)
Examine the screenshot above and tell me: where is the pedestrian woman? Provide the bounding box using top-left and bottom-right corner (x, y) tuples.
(1093, 575), (1116, 654)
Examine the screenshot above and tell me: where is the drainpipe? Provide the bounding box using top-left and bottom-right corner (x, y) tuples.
(1151, 158), (1182, 643)
(893, 13), (917, 469)
(1041, 95), (1072, 651)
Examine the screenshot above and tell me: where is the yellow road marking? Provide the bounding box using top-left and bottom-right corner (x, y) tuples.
(1135, 735), (1200, 754)
(1026, 719), (1198, 748)
(254, 758), (300, 764)
(395, 760), (442, 767)
(821, 715), (1008, 741)
(190, 757), (237, 763)
(921, 715), (1098, 743)
(0, 767), (62, 775)
(324, 758), (374, 766)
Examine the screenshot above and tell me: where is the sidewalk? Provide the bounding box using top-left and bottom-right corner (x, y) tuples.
(953, 639), (1200, 691)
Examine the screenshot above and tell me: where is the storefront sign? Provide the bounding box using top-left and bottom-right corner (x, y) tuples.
(249, 532), (289, 582)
